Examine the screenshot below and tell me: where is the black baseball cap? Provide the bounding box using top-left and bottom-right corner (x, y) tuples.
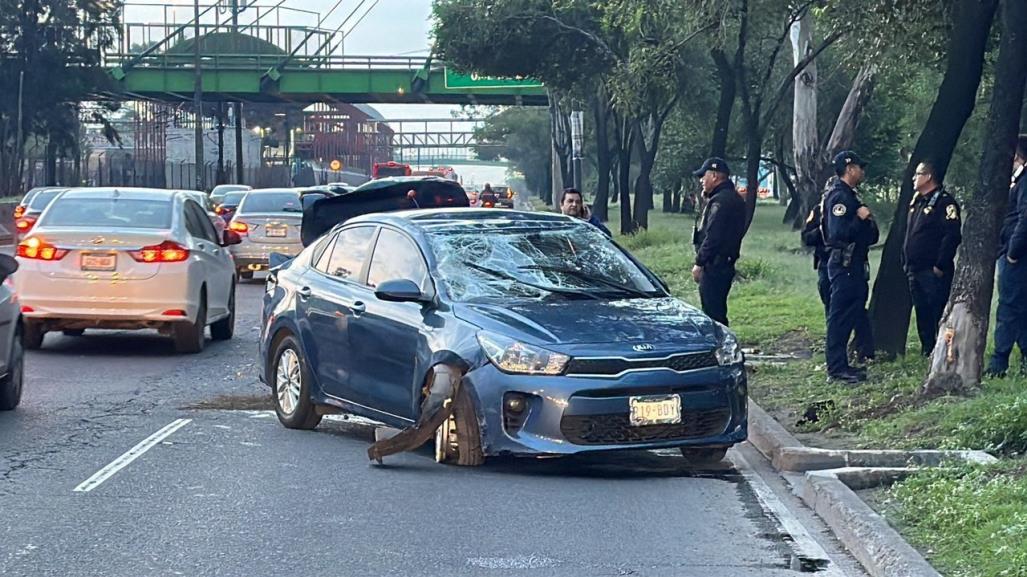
(693, 157), (731, 177)
(833, 150), (867, 175)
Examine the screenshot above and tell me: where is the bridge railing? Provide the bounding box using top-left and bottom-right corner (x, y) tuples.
(114, 23), (341, 62)
(106, 51), (434, 72)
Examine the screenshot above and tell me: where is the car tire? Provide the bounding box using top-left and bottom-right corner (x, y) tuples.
(210, 285), (235, 341)
(238, 269), (254, 280)
(0, 331), (24, 411)
(271, 335), (321, 430)
(23, 322), (44, 351)
(62, 329), (85, 337)
(434, 384), (484, 466)
(173, 295), (206, 354)
(680, 447), (729, 465)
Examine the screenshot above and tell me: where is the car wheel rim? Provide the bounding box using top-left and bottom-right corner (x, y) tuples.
(276, 348), (302, 416)
(434, 412), (458, 463)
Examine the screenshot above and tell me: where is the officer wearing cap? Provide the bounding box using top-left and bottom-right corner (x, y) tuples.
(903, 160), (962, 356)
(803, 177), (874, 359)
(691, 157), (746, 326)
(821, 150), (879, 383)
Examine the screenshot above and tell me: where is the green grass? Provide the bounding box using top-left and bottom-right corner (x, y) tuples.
(616, 202), (1027, 576)
(884, 461), (1027, 577)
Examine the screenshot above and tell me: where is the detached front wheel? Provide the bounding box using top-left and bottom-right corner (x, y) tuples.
(433, 385), (483, 466)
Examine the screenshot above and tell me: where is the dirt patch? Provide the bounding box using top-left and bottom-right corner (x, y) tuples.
(748, 329), (814, 359)
(182, 394), (273, 411)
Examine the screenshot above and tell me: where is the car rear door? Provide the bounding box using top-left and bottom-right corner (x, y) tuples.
(348, 227), (432, 420)
(184, 200), (231, 319)
(297, 225), (376, 404)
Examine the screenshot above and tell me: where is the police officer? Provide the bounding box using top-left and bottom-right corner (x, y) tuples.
(903, 160), (962, 356)
(802, 176), (873, 361)
(692, 157), (746, 326)
(986, 135), (1027, 377)
(822, 151), (879, 383)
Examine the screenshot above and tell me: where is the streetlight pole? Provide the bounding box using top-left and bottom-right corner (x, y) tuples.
(193, 0), (205, 191)
(232, 0), (244, 184)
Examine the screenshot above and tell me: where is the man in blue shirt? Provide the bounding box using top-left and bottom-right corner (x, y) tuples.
(986, 135), (1027, 378)
(559, 188), (612, 237)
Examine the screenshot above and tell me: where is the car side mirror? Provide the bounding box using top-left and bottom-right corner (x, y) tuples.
(375, 279), (430, 304)
(0, 254), (18, 281)
(221, 230), (243, 247)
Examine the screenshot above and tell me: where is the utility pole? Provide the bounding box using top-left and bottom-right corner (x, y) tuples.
(193, 0), (205, 191)
(570, 110), (584, 192)
(16, 70), (24, 189)
(232, 0), (244, 184)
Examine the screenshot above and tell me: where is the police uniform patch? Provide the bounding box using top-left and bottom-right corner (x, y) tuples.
(832, 203), (847, 217)
(946, 204), (959, 220)
(924, 207), (932, 215)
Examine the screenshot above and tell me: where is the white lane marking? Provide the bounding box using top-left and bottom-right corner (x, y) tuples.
(73, 419), (192, 493)
(467, 555), (558, 569)
(732, 451), (848, 577)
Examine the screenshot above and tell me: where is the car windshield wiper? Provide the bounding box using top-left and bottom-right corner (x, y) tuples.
(517, 265), (654, 299)
(464, 262), (599, 300)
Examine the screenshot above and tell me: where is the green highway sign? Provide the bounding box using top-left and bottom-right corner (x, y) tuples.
(443, 68), (543, 89)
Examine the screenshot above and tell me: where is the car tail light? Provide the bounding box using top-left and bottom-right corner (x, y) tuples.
(129, 241), (190, 263)
(13, 206), (26, 219)
(215, 205), (223, 215)
(17, 238), (69, 261)
(162, 309), (188, 317)
(14, 217), (36, 232)
(20, 305), (34, 313)
(228, 220), (249, 234)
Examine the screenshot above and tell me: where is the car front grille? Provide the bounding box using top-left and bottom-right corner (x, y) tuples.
(560, 408), (731, 445)
(565, 350), (718, 377)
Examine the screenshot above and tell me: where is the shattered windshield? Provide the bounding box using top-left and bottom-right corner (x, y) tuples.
(424, 220), (661, 302)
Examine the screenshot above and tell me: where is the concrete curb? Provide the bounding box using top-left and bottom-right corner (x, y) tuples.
(745, 399), (970, 577)
(797, 468), (942, 577)
(748, 400), (997, 471)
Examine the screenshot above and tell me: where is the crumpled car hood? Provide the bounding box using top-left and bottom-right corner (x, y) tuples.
(454, 297), (719, 348)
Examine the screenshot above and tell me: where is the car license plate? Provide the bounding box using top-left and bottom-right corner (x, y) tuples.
(628, 395), (681, 426)
(266, 226), (287, 238)
(81, 253), (116, 272)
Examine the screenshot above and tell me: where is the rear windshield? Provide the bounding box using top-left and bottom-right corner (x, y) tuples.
(221, 191), (248, 206)
(28, 189), (64, 210)
(41, 198), (173, 229)
(240, 192), (302, 213)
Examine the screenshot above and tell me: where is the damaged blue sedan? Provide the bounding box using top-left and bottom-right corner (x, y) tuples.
(260, 181), (746, 466)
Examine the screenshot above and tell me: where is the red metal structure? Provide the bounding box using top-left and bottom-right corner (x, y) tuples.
(372, 161), (412, 179)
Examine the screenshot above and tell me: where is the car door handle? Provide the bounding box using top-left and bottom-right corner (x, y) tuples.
(351, 301), (366, 315)
(297, 286), (312, 300)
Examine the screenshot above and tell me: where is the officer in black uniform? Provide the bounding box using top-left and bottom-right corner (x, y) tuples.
(803, 177), (873, 361)
(902, 160), (962, 356)
(692, 157), (746, 326)
(987, 134), (1027, 377)
(822, 151), (879, 383)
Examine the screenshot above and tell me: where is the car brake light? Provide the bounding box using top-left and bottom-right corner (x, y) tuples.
(129, 241), (190, 263)
(162, 309), (188, 317)
(21, 305), (34, 313)
(17, 237), (68, 261)
(15, 217), (35, 231)
(13, 206), (26, 219)
(228, 220), (249, 234)
(215, 205), (224, 215)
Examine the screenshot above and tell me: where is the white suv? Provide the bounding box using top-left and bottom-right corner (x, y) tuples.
(14, 188), (242, 353)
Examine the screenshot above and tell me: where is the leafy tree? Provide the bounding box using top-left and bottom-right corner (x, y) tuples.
(0, 0), (122, 193)
(472, 107), (552, 197)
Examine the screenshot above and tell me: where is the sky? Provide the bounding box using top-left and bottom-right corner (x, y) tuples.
(125, 1), (510, 184)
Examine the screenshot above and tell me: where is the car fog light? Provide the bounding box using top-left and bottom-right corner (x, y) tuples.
(505, 393), (527, 413)
(503, 392), (534, 432)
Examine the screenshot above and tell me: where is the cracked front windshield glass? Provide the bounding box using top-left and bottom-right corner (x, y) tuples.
(425, 220), (658, 302)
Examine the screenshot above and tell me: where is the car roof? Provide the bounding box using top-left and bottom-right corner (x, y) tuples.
(246, 188), (302, 194)
(55, 187), (179, 201)
(345, 208), (582, 231)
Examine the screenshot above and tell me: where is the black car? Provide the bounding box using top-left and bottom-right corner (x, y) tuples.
(0, 254), (23, 411)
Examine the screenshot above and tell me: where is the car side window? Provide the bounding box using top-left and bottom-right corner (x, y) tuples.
(367, 228), (428, 290)
(312, 233), (337, 272)
(323, 226), (375, 281)
(184, 200), (217, 243)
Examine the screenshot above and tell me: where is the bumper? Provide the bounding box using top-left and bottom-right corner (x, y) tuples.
(15, 268), (197, 329)
(465, 362), (748, 457)
(231, 242), (301, 270)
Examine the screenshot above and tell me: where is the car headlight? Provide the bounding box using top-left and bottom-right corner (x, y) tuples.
(715, 323), (744, 366)
(477, 332), (569, 375)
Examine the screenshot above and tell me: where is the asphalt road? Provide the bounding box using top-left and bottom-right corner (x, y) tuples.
(0, 278), (868, 577)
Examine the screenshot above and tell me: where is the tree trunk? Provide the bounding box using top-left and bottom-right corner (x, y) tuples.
(869, 0), (998, 357)
(633, 121), (653, 230)
(925, 0), (1027, 394)
(818, 65), (877, 187)
(593, 90), (612, 221)
(790, 12), (819, 233)
(743, 126), (761, 232)
(45, 135), (57, 186)
(710, 49), (736, 158)
(618, 116), (635, 235)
